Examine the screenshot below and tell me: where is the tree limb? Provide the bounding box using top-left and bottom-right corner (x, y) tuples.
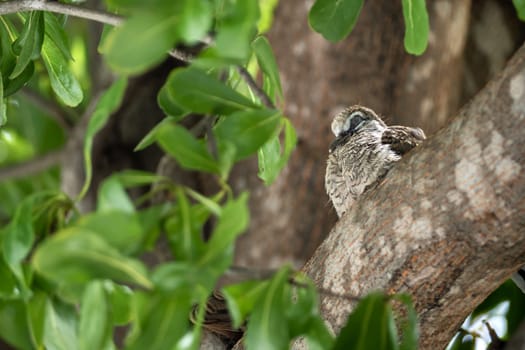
(0, 0), (122, 26)
(301, 43), (525, 349)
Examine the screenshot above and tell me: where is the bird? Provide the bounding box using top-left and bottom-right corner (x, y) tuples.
(190, 290), (244, 348)
(325, 105), (426, 217)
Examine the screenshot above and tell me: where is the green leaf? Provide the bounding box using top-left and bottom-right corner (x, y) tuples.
(217, 140), (236, 180)
(514, 0), (525, 20)
(163, 197), (210, 263)
(252, 36), (283, 101)
(126, 291), (192, 350)
(258, 135), (280, 184)
(401, 0), (430, 55)
(11, 11), (44, 79)
(79, 281), (110, 350)
(4, 60), (34, 97)
(286, 280), (318, 336)
(214, 109), (281, 161)
(0, 257), (18, 298)
(76, 211), (144, 255)
(43, 298), (78, 350)
(222, 280), (269, 328)
(332, 291), (397, 350)
(2, 196), (35, 275)
(44, 12), (73, 60)
(258, 118), (297, 185)
(308, 0), (364, 42)
(78, 77), (127, 200)
(245, 266), (290, 350)
(0, 17), (16, 75)
(136, 205), (166, 251)
(1, 192), (65, 294)
(103, 281), (133, 325)
(258, 0), (279, 33)
(41, 33), (83, 106)
(0, 72), (5, 125)
(156, 123), (219, 173)
(135, 117), (179, 151)
(200, 193), (249, 265)
(178, 0), (213, 43)
(103, 10), (177, 75)
(152, 262), (218, 295)
(157, 84), (186, 118)
(26, 292), (47, 349)
(212, 0), (260, 62)
(392, 294), (418, 350)
(113, 169), (165, 187)
(105, 0), (160, 11)
(163, 67), (259, 115)
(97, 176), (135, 214)
(0, 300), (34, 350)
(32, 227), (153, 289)
(304, 317), (335, 350)
(184, 187), (222, 216)
(168, 187), (203, 262)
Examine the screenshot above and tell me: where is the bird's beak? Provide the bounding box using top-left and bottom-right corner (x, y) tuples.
(329, 133), (349, 152)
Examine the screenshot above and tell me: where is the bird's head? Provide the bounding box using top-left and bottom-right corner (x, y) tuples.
(331, 105), (386, 138)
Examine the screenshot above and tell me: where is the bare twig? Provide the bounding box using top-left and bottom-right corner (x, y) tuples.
(19, 88), (75, 131)
(236, 66), (275, 109)
(0, 0), (122, 26)
(0, 149), (66, 182)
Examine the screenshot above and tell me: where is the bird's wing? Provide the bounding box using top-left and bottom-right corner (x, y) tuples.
(381, 125), (426, 156)
(190, 290), (244, 346)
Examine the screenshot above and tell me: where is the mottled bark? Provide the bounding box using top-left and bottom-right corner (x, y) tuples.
(301, 43), (525, 350)
(231, 0), (471, 268)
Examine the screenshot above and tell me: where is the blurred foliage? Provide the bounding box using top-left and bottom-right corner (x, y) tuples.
(0, 0), (521, 349)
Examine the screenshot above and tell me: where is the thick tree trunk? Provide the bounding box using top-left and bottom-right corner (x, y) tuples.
(301, 43), (525, 350)
(231, 0), (471, 268)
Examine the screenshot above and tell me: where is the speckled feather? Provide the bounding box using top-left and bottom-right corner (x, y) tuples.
(325, 106), (426, 217)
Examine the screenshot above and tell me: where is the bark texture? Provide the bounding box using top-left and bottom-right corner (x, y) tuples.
(231, 0), (471, 268)
(301, 43), (525, 350)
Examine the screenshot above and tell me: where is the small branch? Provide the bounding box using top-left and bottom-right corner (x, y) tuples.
(168, 49), (193, 63)
(0, 149), (66, 182)
(236, 66), (275, 109)
(0, 0), (122, 26)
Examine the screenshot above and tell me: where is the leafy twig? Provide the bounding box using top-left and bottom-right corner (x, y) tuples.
(0, 1), (275, 110)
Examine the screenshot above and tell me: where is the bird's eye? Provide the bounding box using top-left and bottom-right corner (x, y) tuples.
(348, 112), (365, 133)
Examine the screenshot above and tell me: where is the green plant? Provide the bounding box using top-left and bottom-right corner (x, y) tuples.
(10, 0), (514, 348)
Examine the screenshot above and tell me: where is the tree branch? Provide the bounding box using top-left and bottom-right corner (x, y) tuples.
(0, 0), (122, 26)
(0, 149), (65, 182)
(300, 43), (525, 350)
(236, 66), (275, 109)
